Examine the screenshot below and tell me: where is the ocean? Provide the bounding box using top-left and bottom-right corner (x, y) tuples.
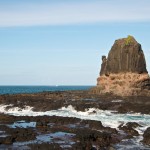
(0, 86), (93, 95)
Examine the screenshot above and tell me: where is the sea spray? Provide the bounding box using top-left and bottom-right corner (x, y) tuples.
(0, 104), (150, 129)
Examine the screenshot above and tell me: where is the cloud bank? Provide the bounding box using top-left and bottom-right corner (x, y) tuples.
(0, 0), (150, 27)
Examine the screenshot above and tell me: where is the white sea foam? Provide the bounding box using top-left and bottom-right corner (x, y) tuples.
(1, 104), (150, 148)
(0, 104), (150, 130)
(0, 104), (33, 116)
(112, 100), (123, 102)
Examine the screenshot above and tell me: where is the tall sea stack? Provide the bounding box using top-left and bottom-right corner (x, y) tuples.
(93, 36), (150, 96)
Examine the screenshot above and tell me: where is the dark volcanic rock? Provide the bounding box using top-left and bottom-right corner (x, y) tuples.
(29, 143), (62, 150)
(143, 127), (150, 145)
(100, 36), (147, 75)
(0, 136), (15, 145)
(0, 127), (36, 145)
(74, 129), (114, 149)
(94, 36), (150, 96)
(119, 122), (139, 138)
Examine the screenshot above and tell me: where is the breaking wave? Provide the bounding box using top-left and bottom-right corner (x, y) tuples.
(1, 104), (150, 149)
(0, 104), (150, 129)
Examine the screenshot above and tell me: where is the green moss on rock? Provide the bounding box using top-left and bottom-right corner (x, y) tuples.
(125, 35), (134, 46)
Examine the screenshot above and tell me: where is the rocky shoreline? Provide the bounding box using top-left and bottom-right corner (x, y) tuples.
(0, 91), (150, 149)
(0, 90), (150, 114)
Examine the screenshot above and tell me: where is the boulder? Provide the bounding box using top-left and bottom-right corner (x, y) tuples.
(118, 122), (140, 138)
(143, 127), (150, 145)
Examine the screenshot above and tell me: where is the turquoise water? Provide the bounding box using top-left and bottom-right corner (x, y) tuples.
(0, 86), (93, 95)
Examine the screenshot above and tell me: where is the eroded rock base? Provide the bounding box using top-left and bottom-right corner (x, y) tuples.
(95, 73), (150, 96)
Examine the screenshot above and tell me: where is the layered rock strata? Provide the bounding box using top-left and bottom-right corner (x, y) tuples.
(94, 36), (150, 96)
(100, 36), (147, 75)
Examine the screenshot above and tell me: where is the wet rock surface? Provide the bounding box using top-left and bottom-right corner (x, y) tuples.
(0, 115), (120, 149)
(0, 91), (150, 149)
(0, 91), (150, 114)
(118, 122), (140, 138)
(143, 127), (150, 145)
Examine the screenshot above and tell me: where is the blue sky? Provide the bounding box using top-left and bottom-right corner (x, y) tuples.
(0, 0), (150, 85)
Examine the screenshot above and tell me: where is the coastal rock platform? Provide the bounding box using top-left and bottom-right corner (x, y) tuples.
(0, 91), (150, 149)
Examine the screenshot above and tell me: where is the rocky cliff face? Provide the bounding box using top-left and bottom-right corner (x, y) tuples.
(92, 36), (150, 96)
(100, 36), (147, 75)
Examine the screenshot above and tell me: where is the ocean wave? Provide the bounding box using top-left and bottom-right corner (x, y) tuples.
(0, 104), (150, 129)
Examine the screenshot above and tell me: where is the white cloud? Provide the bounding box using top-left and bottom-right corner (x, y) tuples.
(0, 0), (150, 27)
